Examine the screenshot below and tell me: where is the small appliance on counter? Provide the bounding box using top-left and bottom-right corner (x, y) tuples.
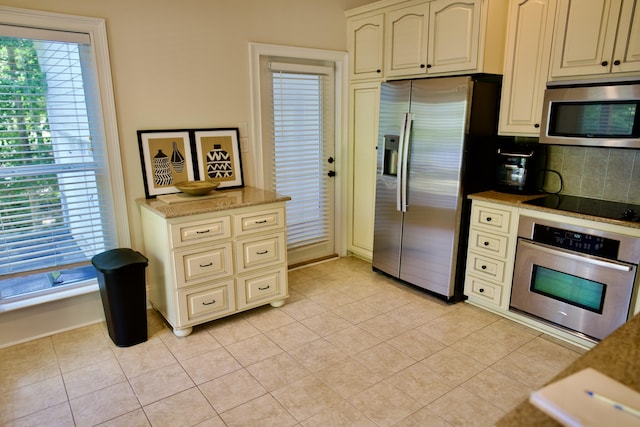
(495, 142), (546, 194)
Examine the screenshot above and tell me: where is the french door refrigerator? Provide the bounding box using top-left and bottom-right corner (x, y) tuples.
(372, 75), (501, 300)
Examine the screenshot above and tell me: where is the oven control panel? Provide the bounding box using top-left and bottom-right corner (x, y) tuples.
(532, 224), (620, 260)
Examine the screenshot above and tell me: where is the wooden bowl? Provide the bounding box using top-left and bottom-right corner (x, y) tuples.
(174, 180), (220, 196)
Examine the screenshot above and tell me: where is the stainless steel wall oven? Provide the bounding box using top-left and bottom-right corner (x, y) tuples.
(511, 216), (640, 342)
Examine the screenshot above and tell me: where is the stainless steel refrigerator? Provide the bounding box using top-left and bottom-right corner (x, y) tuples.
(372, 75), (501, 300)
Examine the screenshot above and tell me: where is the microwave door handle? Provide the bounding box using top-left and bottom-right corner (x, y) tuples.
(498, 149), (535, 158)
(400, 113), (412, 213)
(520, 240), (633, 272)
(396, 113), (408, 212)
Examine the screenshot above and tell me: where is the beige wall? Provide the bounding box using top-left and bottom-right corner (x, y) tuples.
(0, 0), (375, 252)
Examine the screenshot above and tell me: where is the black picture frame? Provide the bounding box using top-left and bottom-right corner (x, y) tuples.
(137, 129), (195, 198)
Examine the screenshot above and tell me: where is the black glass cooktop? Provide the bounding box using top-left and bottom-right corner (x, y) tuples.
(523, 194), (640, 222)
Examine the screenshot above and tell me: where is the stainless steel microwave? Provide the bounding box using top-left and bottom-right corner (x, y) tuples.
(539, 82), (640, 148)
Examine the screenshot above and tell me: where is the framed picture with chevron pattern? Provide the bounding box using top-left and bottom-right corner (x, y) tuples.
(193, 128), (243, 189)
(137, 129), (195, 198)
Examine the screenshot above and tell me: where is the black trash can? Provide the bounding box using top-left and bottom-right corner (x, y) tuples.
(92, 248), (149, 347)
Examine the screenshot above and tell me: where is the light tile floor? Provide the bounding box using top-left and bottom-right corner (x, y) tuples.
(0, 257), (585, 426)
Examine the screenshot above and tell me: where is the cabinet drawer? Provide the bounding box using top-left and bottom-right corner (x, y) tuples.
(237, 267), (287, 310)
(236, 233), (285, 273)
(467, 251), (506, 283)
(465, 275), (503, 306)
(175, 242), (233, 287)
(178, 280), (235, 323)
(471, 204), (512, 234)
(234, 207), (284, 236)
(469, 228), (508, 259)
(170, 216), (231, 248)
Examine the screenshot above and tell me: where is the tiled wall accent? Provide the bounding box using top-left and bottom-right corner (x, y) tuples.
(543, 146), (640, 204)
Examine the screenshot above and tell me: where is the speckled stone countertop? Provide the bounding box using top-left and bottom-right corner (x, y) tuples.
(497, 312), (640, 426)
(469, 190), (640, 230)
(136, 186), (291, 219)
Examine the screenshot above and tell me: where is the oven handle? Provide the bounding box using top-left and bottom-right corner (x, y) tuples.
(519, 240), (633, 272)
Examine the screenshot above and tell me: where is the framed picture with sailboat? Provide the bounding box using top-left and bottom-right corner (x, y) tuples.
(137, 129), (194, 198)
(193, 128), (243, 188)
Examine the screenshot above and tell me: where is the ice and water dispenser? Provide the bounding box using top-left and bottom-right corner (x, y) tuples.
(382, 135), (399, 176)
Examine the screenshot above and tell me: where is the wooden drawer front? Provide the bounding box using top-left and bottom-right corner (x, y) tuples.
(178, 280), (235, 322)
(469, 229), (508, 259)
(237, 267), (287, 310)
(171, 216), (231, 248)
(465, 275), (502, 306)
(234, 207), (284, 236)
(175, 242), (233, 287)
(467, 252), (506, 283)
(236, 233), (285, 273)
(471, 204), (511, 234)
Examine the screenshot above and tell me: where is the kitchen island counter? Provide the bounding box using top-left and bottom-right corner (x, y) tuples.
(497, 312), (640, 426)
(137, 186), (291, 219)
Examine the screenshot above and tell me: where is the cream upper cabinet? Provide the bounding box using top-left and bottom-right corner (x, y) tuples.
(385, 2), (430, 77)
(428, 0), (482, 74)
(348, 13), (385, 81)
(550, 0), (640, 78)
(346, 0), (507, 80)
(614, 0), (640, 73)
(499, 0), (557, 136)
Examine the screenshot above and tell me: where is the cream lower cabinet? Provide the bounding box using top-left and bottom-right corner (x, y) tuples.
(141, 202), (288, 337)
(464, 201), (518, 311)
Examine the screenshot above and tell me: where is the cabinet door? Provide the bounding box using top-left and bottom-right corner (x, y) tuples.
(428, 0), (481, 74)
(612, 0), (640, 73)
(348, 14), (385, 80)
(385, 2), (430, 77)
(499, 0), (556, 136)
(550, 0), (622, 77)
(347, 83), (379, 260)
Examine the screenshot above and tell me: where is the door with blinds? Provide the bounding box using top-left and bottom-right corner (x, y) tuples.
(264, 60), (336, 266)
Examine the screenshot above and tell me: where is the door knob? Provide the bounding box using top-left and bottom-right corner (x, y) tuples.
(328, 170), (336, 177)
(328, 157), (334, 164)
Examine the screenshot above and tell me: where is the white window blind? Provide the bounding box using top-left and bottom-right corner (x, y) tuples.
(0, 29), (116, 283)
(269, 62), (333, 249)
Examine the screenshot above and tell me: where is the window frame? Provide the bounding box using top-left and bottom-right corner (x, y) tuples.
(0, 6), (130, 311)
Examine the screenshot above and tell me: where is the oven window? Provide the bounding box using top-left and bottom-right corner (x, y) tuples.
(549, 101), (639, 138)
(530, 265), (606, 314)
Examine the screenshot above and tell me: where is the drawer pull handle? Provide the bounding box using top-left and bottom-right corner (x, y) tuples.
(486, 217), (492, 222)
(481, 265), (487, 270)
(479, 288), (484, 293)
(196, 229), (211, 234)
(483, 241), (489, 246)
(256, 250), (269, 255)
(200, 262), (213, 267)
(258, 285), (270, 290)
(202, 299), (216, 305)
(255, 219), (268, 224)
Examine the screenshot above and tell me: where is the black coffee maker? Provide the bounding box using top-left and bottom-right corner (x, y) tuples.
(495, 142), (546, 194)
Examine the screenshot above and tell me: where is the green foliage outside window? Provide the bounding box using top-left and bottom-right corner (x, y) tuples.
(0, 36), (63, 231)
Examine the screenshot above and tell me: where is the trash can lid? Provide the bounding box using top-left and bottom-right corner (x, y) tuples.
(91, 248), (148, 272)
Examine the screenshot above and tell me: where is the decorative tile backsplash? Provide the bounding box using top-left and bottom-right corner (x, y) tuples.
(543, 145), (640, 204)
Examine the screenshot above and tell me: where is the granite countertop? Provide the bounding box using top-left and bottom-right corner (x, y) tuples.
(497, 312), (640, 426)
(469, 190), (640, 230)
(136, 186), (291, 219)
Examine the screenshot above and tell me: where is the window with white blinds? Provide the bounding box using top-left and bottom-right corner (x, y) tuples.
(0, 24), (118, 300)
(269, 62), (334, 250)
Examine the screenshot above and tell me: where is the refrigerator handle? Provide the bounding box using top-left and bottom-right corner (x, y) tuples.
(396, 113), (408, 212)
(400, 113), (412, 212)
